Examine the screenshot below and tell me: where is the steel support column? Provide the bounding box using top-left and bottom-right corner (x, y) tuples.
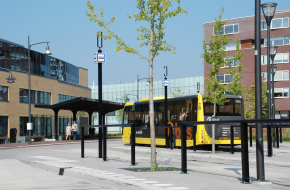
(53, 109), (59, 140)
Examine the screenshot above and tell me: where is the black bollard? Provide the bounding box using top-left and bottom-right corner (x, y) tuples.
(103, 126), (107, 161)
(193, 125), (196, 152)
(131, 124), (136, 165)
(267, 125), (272, 157)
(230, 126), (234, 154)
(241, 121), (250, 183)
(249, 127), (252, 147)
(280, 128), (282, 143)
(276, 127), (279, 148)
(181, 124), (187, 174)
(81, 126), (84, 158)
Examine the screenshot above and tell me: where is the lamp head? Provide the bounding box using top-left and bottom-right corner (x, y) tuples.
(45, 43), (51, 55)
(6, 71), (16, 83)
(261, 3), (277, 26)
(270, 46), (278, 62)
(271, 65), (277, 74)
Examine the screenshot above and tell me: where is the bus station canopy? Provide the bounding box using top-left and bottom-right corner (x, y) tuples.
(35, 97), (125, 113)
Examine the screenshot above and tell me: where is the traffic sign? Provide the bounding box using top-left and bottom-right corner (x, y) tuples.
(94, 53), (106, 63)
(162, 80), (170, 86)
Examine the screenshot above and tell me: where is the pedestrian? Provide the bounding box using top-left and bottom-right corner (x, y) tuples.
(65, 123), (71, 141)
(72, 121), (78, 141)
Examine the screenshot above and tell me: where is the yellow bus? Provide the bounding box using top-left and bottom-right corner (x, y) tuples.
(122, 94), (243, 148)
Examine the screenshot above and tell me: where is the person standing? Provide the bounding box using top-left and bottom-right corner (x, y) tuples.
(65, 123), (71, 141)
(72, 121), (78, 141)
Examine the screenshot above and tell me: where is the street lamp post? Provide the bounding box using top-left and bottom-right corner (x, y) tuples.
(255, 0), (263, 181)
(136, 74), (149, 102)
(27, 36), (51, 145)
(261, 2), (277, 157)
(270, 46), (278, 148)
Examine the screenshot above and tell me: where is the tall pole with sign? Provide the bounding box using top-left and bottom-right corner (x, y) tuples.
(163, 66), (171, 149)
(95, 32), (105, 158)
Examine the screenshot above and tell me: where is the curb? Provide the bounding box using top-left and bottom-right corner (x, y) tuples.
(20, 159), (166, 190)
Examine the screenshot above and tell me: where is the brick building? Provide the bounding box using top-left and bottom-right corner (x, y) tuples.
(203, 10), (290, 119)
(0, 38), (91, 138)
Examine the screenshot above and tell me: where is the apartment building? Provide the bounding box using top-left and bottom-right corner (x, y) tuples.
(203, 10), (290, 118)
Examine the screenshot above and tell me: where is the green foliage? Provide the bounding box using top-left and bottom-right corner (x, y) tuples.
(116, 91), (128, 123)
(244, 79), (268, 119)
(202, 8), (246, 116)
(171, 86), (185, 97)
(107, 133), (122, 137)
(225, 39), (246, 95)
(77, 111), (86, 118)
(201, 8), (229, 114)
(86, 0), (187, 60)
(151, 163), (157, 171)
(86, 0), (187, 168)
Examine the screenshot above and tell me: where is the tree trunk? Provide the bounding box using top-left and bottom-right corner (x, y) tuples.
(212, 102), (216, 153)
(149, 10), (156, 168)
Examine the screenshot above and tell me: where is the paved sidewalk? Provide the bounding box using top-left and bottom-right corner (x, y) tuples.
(1, 138), (290, 189)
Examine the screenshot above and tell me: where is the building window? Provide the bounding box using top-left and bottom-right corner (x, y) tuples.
(264, 36), (289, 46)
(275, 70), (289, 81)
(217, 74), (233, 84)
(261, 53), (289, 65)
(0, 116), (8, 137)
(262, 70), (289, 81)
(37, 91), (51, 105)
(274, 88), (289, 98)
(0, 86), (8, 101)
(272, 17), (289, 29)
(215, 24), (239, 35)
(223, 58), (237, 67)
(19, 89), (50, 105)
(261, 18), (289, 30)
(58, 94), (76, 103)
(225, 42), (239, 51)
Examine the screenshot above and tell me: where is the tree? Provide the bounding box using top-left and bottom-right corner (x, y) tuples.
(116, 92), (129, 123)
(171, 86), (185, 97)
(201, 8), (246, 153)
(245, 79), (268, 119)
(201, 8), (228, 153)
(86, 0), (187, 168)
(225, 39), (246, 95)
(77, 111), (86, 118)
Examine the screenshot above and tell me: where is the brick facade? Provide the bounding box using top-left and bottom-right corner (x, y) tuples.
(204, 10), (290, 117)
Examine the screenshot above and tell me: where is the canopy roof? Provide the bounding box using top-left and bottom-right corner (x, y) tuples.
(35, 97), (125, 113)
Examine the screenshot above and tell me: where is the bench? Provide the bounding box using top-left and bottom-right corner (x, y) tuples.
(0, 137), (8, 144)
(31, 136), (45, 141)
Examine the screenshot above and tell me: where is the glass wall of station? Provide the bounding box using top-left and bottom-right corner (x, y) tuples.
(20, 115), (52, 137)
(90, 76), (204, 133)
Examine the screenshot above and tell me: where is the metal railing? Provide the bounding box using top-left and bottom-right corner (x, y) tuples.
(81, 124), (136, 165)
(182, 118), (290, 183)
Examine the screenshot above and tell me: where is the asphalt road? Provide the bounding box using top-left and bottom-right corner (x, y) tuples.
(1, 138), (290, 190)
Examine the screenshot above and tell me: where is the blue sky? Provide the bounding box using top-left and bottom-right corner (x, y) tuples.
(1, 0), (289, 86)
